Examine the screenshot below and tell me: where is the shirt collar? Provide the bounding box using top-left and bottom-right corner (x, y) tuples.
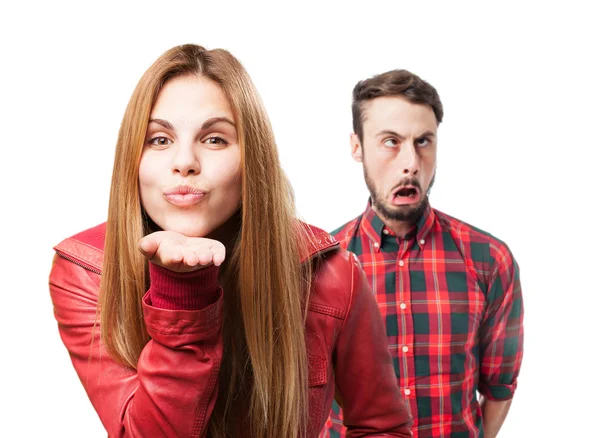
(360, 198), (436, 250)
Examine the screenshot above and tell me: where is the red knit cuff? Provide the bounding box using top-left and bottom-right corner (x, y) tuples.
(147, 263), (221, 310)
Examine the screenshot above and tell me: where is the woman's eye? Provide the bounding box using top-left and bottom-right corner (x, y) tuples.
(148, 136), (173, 146)
(204, 136), (228, 146)
(383, 139), (397, 148)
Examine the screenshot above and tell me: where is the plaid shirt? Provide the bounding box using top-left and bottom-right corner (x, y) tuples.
(323, 201), (524, 438)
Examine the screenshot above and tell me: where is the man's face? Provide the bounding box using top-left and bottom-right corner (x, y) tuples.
(352, 96), (438, 224)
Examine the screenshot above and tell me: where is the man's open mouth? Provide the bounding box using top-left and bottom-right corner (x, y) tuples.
(394, 186), (419, 199)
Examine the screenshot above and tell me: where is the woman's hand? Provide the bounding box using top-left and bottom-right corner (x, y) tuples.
(138, 231), (226, 273)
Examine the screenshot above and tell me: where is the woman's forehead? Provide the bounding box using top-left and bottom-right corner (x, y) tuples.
(150, 76), (234, 124)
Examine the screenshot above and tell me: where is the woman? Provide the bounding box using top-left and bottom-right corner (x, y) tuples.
(49, 44), (412, 438)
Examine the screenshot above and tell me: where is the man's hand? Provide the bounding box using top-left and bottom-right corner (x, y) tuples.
(138, 231), (226, 273)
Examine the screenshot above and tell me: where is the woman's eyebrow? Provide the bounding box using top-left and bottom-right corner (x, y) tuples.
(201, 117), (236, 130)
(148, 118), (174, 130)
(148, 117), (236, 131)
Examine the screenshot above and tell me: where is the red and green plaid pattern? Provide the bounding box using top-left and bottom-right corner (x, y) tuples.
(323, 202), (523, 438)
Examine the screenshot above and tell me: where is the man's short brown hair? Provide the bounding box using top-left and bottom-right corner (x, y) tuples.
(352, 69), (443, 142)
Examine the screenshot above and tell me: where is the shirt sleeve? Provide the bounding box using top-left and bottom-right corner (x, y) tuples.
(478, 246), (524, 400)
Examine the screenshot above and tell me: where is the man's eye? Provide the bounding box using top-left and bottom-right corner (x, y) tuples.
(204, 136), (228, 146)
(148, 137), (172, 146)
(416, 138), (430, 147)
(383, 139), (397, 148)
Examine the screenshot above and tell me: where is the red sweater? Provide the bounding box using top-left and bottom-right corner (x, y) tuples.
(147, 264), (221, 310)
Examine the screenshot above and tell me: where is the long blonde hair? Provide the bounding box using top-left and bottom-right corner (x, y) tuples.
(100, 44), (311, 438)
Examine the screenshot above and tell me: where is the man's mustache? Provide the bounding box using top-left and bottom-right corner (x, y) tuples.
(392, 177), (422, 192)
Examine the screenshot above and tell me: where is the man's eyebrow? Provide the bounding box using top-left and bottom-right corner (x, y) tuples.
(375, 130), (436, 139)
(376, 129), (403, 138)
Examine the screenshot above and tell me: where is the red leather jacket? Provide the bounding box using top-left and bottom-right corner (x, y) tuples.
(49, 223), (412, 437)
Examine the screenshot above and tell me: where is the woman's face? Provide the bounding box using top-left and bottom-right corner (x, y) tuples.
(139, 75), (242, 238)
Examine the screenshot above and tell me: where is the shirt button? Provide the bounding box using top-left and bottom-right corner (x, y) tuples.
(419, 239), (425, 245)
(405, 388), (411, 396)
(383, 229), (389, 235)
(398, 260), (404, 267)
(374, 242), (379, 248)
(402, 346), (409, 353)
(400, 303), (407, 310)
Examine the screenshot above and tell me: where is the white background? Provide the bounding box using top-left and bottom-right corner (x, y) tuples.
(1, 1), (598, 436)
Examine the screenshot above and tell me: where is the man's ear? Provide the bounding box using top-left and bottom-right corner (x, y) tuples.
(350, 133), (363, 163)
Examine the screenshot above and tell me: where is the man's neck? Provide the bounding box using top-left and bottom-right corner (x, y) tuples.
(372, 206), (418, 239)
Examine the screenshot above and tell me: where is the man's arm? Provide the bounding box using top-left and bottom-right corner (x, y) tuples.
(478, 244), (524, 437)
(480, 396), (513, 438)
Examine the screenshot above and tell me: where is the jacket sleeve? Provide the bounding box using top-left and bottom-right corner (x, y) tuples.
(333, 254), (413, 437)
(49, 254), (223, 437)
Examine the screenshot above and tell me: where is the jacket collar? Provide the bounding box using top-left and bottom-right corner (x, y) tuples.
(297, 222), (339, 262)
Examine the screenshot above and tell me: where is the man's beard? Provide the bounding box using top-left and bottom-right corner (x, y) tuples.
(364, 169), (435, 224)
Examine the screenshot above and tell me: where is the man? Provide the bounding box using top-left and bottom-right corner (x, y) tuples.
(324, 70), (523, 438)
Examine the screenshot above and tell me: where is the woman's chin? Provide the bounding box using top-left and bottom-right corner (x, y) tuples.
(159, 221), (215, 239)
(151, 212), (239, 241)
